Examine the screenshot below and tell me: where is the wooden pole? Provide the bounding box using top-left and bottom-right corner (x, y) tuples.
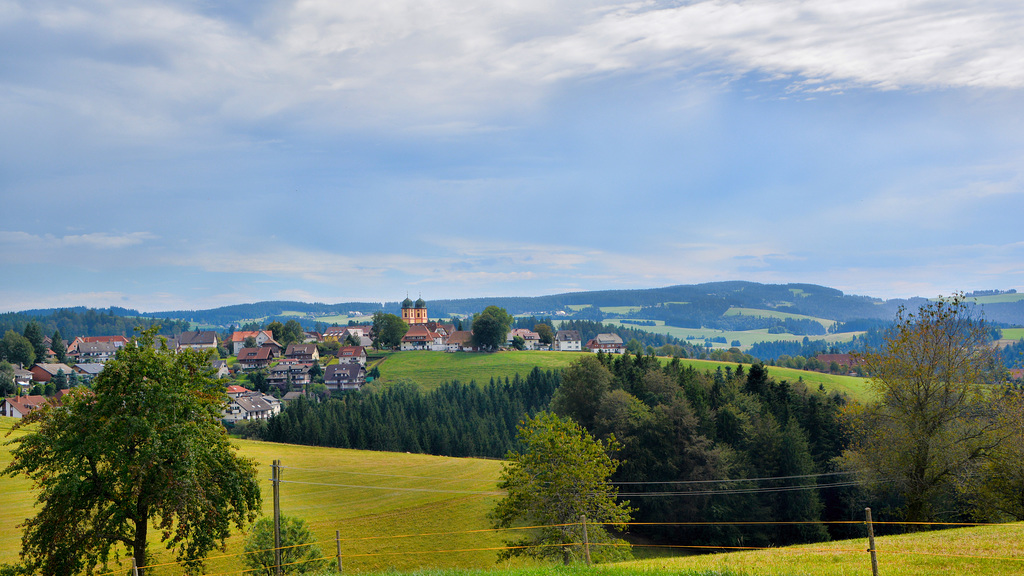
(581, 515), (591, 566)
(131, 557), (138, 576)
(274, 460), (282, 576)
(865, 507), (879, 576)
(336, 529), (343, 573)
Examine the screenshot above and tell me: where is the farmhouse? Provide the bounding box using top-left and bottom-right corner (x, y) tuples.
(508, 328), (542, 350)
(401, 325), (445, 351)
(229, 330), (276, 354)
(337, 345), (367, 365)
(29, 363), (75, 383)
(587, 333), (625, 354)
(176, 330), (219, 351)
(236, 347), (275, 370)
(325, 363), (366, 391)
(554, 330), (582, 351)
(0, 395), (50, 418)
(285, 343), (319, 362)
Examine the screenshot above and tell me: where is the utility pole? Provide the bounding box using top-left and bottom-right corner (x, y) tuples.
(274, 460), (282, 576)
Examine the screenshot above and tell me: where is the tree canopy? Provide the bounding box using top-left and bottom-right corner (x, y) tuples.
(3, 328), (262, 575)
(490, 412), (632, 564)
(243, 515), (326, 575)
(471, 306), (513, 350)
(372, 312), (408, 349)
(844, 295), (1010, 523)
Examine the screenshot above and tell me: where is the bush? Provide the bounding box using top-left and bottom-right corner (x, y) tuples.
(244, 516), (328, 575)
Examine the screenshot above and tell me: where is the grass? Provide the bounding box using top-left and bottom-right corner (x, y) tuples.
(595, 319), (861, 349)
(1, 419), (512, 574)
(611, 522), (1024, 576)
(599, 306), (642, 315)
(13, 412), (1020, 576)
(374, 351), (591, 391)
(723, 307), (834, 329)
(372, 351), (868, 401)
(966, 293), (1024, 304)
(1000, 328), (1024, 340)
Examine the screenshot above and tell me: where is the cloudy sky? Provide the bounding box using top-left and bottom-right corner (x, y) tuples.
(2, 0), (1023, 312)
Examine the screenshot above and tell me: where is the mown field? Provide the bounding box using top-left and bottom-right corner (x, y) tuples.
(373, 351), (871, 401)
(7, 415), (1021, 576)
(594, 319), (862, 349)
(1001, 327), (1024, 340)
(723, 307), (835, 329)
(1, 419), (512, 574)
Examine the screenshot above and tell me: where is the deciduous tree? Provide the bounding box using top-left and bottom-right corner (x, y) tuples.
(372, 312), (408, 349)
(3, 328), (262, 575)
(471, 306), (513, 350)
(844, 295), (1007, 523)
(243, 515), (326, 575)
(490, 412), (632, 564)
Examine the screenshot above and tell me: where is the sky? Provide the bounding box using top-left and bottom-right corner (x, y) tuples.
(2, 0), (1024, 313)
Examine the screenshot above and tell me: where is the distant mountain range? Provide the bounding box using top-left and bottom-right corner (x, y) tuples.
(16, 281), (1022, 329)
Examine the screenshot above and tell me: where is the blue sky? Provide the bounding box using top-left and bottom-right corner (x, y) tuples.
(2, 0), (1023, 312)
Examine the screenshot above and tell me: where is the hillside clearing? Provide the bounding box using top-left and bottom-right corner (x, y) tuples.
(0, 422), (510, 574)
(372, 351), (870, 401)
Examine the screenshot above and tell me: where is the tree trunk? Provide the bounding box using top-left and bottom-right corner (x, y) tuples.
(134, 508), (149, 576)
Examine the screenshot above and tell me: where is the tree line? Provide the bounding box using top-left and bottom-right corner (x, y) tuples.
(258, 368), (560, 457)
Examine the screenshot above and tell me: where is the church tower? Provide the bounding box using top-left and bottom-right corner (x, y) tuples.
(401, 296), (428, 325)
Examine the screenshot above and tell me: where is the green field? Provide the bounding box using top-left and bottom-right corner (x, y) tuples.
(1, 418), (511, 574)
(724, 307), (834, 329)
(599, 306), (642, 315)
(374, 351), (869, 400)
(594, 319), (861, 349)
(1001, 328), (1024, 340)
(375, 351), (591, 390)
(967, 293), (1024, 304)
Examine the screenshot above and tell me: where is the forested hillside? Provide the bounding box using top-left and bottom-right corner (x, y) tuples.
(260, 354), (853, 547)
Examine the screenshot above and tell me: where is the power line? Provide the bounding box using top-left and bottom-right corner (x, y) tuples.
(612, 471), (859, 485)
(277, 479), (505, 496)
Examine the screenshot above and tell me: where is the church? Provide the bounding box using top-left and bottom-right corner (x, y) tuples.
(401, 297), (428, 325)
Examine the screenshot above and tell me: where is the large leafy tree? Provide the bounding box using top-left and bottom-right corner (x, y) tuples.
(371, 312), (408, 349)
(844, 295), (1008, 523)
(3, 328), (262, 576)
(490, 412), (632, 564)
(1, 330), (35, 367)
(471, 306), (513, 350)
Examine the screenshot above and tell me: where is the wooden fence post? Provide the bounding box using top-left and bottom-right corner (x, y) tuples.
(865, 507), (879, 576)
(336, 529), (343, 573)
(581, 515), (591, 565)
(131, 556), (138, 576)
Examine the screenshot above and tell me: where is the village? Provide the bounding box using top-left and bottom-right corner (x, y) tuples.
(1, 298), (628, 424)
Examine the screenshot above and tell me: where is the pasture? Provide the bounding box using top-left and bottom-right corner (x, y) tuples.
(1, 420), (511, 574)
(589, 319), (862, 349)
(723, 306), (835, 329)
(372, 351), (870, 401)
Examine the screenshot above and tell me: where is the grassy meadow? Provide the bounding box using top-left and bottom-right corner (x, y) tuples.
(723, 307), (835, 329)
(593, 319), (862, 349)
(7, 417), (1022, 576)
(1000, 327), (1024, 340)
(372, 351), (871, 401)
(1, 419), (513, 574)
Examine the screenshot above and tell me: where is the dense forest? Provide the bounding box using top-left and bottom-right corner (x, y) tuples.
(0, 308), (191, 339)
(260, 354), (854, 547)
(259, 368), (560, 457)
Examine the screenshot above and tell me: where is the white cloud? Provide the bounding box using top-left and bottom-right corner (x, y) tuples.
(5, 0), (1022, 138)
